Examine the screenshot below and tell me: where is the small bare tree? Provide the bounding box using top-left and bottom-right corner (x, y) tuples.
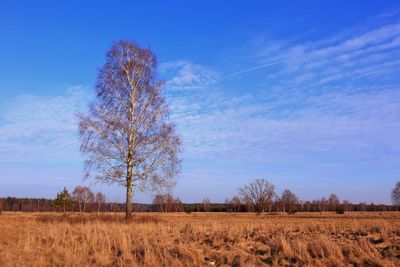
(95, 192), (106, 214)
(72, 186), (83, 212)
(164, 194), (175, 212)
(78, 40), (181, 220)
(239, 179), (275, 213)
(153, 194), (166, 212)
(173, 197), (183, 212)
(342, 200), (351, 212)
(274, 195), (283, 212)
(230, 196), (241, 212)
(72, 186), (94, 212)
(392, 181), (400, 211)
(281, 189), (299, 213)
(320, 197), (328, 212)
(152, 193), (182, 212)
(224, 198), (231, 212)
(328, 194), (340, 212)
(80, 187), (94, 212)
(202, 198), (211, 212)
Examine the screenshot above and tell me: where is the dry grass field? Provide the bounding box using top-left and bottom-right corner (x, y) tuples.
(0, 212), (399, 266)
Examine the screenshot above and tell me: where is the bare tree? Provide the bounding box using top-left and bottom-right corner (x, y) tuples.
(78, 40), (181, 220)
(281, 189), (299, 213)
(274, 195), (283, 212)
(328, 194), (340, 212)
(72, 186), (94, 212)
(202, 198), (211, 212)
(173, 197), (183, 212)
(244, 198), (253, 212)
(230, 196), (241, 212)
(164, 194), (175, 212)
(392, 181), (400, 211)
(320, 197), (327, 212)
(224, 198), (231, 212)
(303, 201), (312, 212)
(80, 187), (94, 212)
(72, 186), (83, 212)
(342, 200), (351, 212)
(95, 192), (106, 214)
(152, 193), (182, 212)
(153, 194), (166, 212)
(239, 179), (275, 213)
(359, 202), (367, 212)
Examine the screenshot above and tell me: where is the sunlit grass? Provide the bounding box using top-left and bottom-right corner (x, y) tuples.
(0, 212), (399, 266)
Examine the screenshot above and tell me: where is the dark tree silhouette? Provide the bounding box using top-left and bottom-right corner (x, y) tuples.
(392, 181), (400, 211)
(281, 189), (299, 213)
(239, 179), (275, 213)
(329, 194), (340, 211)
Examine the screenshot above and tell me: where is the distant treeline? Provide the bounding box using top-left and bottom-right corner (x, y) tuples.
(0, 197), (149, 212)
(0, 196), (397, 213)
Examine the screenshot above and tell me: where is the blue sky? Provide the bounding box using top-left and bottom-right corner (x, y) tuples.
(0, 1), (399, 204)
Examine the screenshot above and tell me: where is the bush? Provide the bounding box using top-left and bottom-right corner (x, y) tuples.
(336, 207), (345, 214)
(287, 210), (297, 215)
(0, 207), (2, 215)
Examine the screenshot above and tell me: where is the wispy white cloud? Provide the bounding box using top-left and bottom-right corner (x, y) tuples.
(169, 87), (400, 162)
(0, 86), (91, 160)
(164, 18), (400, 164)
(160, 60), (219, 90)
(253, 22), (400, 90)
(1, 16), (399, 175)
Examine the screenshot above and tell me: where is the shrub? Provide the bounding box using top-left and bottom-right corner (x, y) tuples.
(287, 210), (297, 215)
(336, 207), (345, 214)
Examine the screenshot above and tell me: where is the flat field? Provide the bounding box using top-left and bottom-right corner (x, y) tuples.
(0, 212), (399, 266)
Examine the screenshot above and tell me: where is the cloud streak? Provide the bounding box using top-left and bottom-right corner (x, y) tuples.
(163, 18), (400, 165)
(223, 60), (284, 79)
(0, 86), (91, 160)
(160, 60), (219, 90)
(168, 87), (400, 162)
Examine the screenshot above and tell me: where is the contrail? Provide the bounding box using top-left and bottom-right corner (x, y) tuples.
(223, 59), (284, 79)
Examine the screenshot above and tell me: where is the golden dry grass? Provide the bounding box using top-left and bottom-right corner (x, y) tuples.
(0, 212), (399, 266)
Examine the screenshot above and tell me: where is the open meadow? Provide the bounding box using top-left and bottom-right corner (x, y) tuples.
(0, 212), (399, 266)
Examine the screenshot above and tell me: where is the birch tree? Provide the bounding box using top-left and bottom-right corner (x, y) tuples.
(78, 40), (181, 219)
(72, 186), (94, 212)
(95, 192), (106, 214)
